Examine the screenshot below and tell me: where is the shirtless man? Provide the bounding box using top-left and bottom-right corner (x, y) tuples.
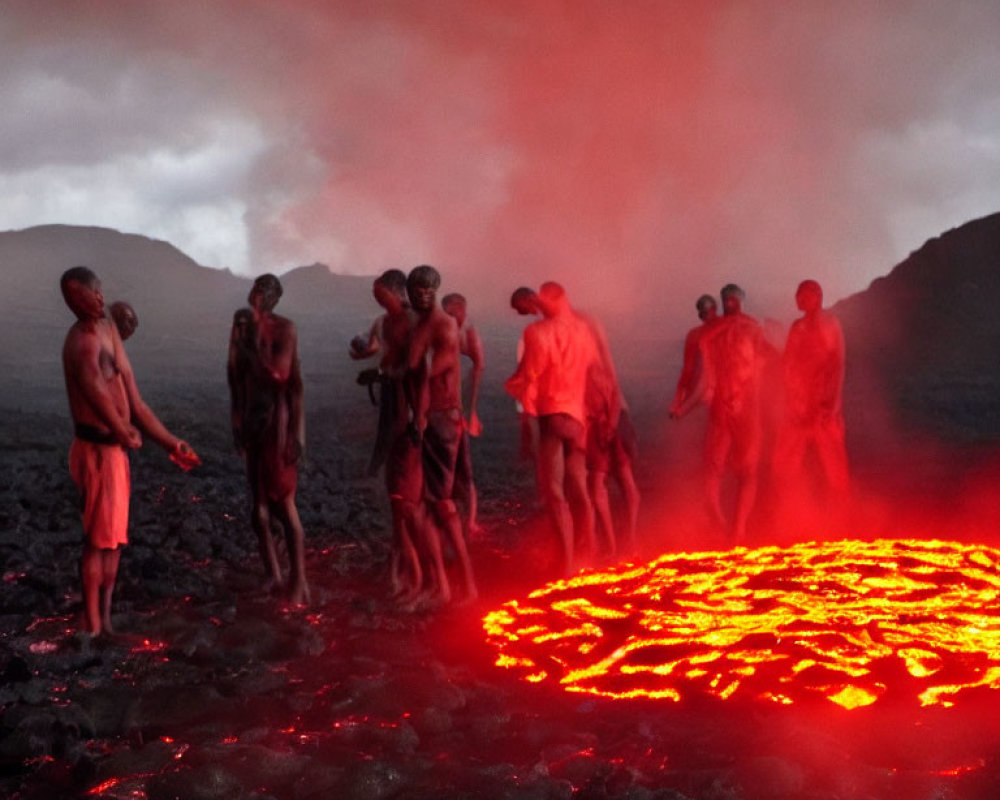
(109, 301), (138, 342)
(506, 282), (599, 576)
(407, 266), (478, 602)
(228, 274), (309, 605)
(60, 267), (200, 636)
(441, 292), (484, 536)
(669, 294), (719, 417)
(675, 284), (773, 544)
(773, 280), (849, 496)
(365, 269), (444, 601)
(580, 311), (641, 555)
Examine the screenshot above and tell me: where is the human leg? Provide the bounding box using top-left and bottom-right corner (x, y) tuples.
(273, 493), (310, 605)
(99, 548), (122, 633)
(538, 419), (573, 575)
(81, 546), (103, 635)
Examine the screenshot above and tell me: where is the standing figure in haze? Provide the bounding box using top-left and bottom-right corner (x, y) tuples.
(367, 269), (440, 601)
(505, 282), (599, 576)
(407, 266), (478, 603)
(773, 280), (849, 497)
(228, 274), (310, 605)
(109, 301), (138, 343)
(581, 311), (641, 556)
(442, 292), (485, 537)
(674, 284), (773, 544)
(510, 287), (541, 467)
(61, 267), (200, 636)
(669, 294), (719, 417)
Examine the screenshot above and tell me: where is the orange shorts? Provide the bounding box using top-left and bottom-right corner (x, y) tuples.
(69, 439), (130, 549)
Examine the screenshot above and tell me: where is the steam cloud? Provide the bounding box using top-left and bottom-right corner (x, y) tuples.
(3, 0), (1000, 320)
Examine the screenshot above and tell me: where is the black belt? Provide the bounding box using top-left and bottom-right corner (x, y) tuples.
(74, 423), (120, 446)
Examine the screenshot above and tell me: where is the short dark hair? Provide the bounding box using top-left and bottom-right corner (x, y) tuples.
(696, 294), (716, 314)
(720, 283), (745, 301)
(253, 273), (283, 299)
(407, 265), (441, 290)
(60, 266), (98, 301)
(376, 269), (407, 295)
(510, 287), (534, 307)
(441, 293), (466, 309)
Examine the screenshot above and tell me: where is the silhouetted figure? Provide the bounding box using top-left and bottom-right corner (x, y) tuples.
(109, 301), (138, 342)
(61, 267), (200, 636)
(407, 266), (478, 603)
(364, 269), (435, 601)
(675, 284), (772, 544)
(773, 280), (849, 498)
(506, 282), (599, 576)
(510, 287), (541, 466)
(670, 294), (719, 418)
(580, 311), (641, 555)
(228, 274), (309, 605)
(442, 292), (484, 537)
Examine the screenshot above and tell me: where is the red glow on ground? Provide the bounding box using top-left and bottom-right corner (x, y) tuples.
(484, 539), (1000, 709)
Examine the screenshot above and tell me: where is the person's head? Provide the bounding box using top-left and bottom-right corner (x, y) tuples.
(720, 283), (745, 315)
(248, 273), (282, 313)
(232, 308), (254, 344)
(441, 293), (467, 327)
(406, 265), (441, 313)
(109, 301), (138, 341)
(537, 281), (568, 318)
(695, 294), (718, 323)
(510, 287), (538, 316)
(795, 279), (823, 314)
(373, 268), (408, 311)
(60, 266), (104, 320)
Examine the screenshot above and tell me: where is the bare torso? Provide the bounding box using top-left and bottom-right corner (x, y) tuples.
(63, 317), (131, 434)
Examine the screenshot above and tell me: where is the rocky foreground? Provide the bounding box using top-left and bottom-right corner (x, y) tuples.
(5, 380), (1000, 800)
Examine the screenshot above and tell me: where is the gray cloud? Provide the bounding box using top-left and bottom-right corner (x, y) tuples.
(3, 0), (1000, 323)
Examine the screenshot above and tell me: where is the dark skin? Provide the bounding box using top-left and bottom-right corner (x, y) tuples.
(62, 275), (199, 636)
(229, 279), (309, 605)
(408, 276), (478, 602)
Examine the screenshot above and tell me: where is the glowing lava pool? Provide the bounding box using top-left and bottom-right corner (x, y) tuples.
(483, 539), (1000, 709)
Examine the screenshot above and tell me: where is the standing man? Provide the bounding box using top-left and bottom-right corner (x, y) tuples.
(61, 267), (200, 637)
(442, 292), (484, 536)
(674, 284), (773, 544)
(773, 280), (849, 497)
(669, 294), (720, 417)
(228, 274), (309, 605)
(505, 282), (599, 576)
(407, 265), (478, 603)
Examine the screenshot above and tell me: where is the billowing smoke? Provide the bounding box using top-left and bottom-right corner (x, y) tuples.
(3, 1), (1000, 326)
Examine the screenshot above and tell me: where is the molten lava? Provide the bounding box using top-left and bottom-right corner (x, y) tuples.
(483, 539), (1000, 709)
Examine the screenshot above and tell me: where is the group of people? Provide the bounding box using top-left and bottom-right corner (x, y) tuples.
(670, 281), (849, 543)
(346, 266), (480, 606)
(59, 261), (846, 636)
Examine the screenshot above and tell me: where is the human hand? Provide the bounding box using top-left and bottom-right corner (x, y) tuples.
(468, 412), (483, 438)
(169, 440), (202, 471)
(119, 425), (142, 450)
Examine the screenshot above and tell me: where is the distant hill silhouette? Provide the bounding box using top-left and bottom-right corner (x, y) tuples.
(834, 211), (1000, 442)
(0, 225), (376, 410)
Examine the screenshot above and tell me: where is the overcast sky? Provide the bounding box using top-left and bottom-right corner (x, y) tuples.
(3, 1), (1000, 319)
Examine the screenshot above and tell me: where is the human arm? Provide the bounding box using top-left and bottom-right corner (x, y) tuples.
(465, 324), (485, 436)
(349, 316), (383, 360)
(670, 328), (700, 416)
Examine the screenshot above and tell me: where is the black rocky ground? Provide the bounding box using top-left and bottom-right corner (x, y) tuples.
(5, 381), (1000, 800)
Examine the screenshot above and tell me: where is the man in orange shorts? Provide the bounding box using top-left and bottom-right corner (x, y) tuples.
(61, 267), (199, 637)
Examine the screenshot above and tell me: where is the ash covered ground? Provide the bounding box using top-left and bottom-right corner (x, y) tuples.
(5, 345), (1000, 800)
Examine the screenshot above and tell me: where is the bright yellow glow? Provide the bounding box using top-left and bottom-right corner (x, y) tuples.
(482, 539), (1000, 709)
